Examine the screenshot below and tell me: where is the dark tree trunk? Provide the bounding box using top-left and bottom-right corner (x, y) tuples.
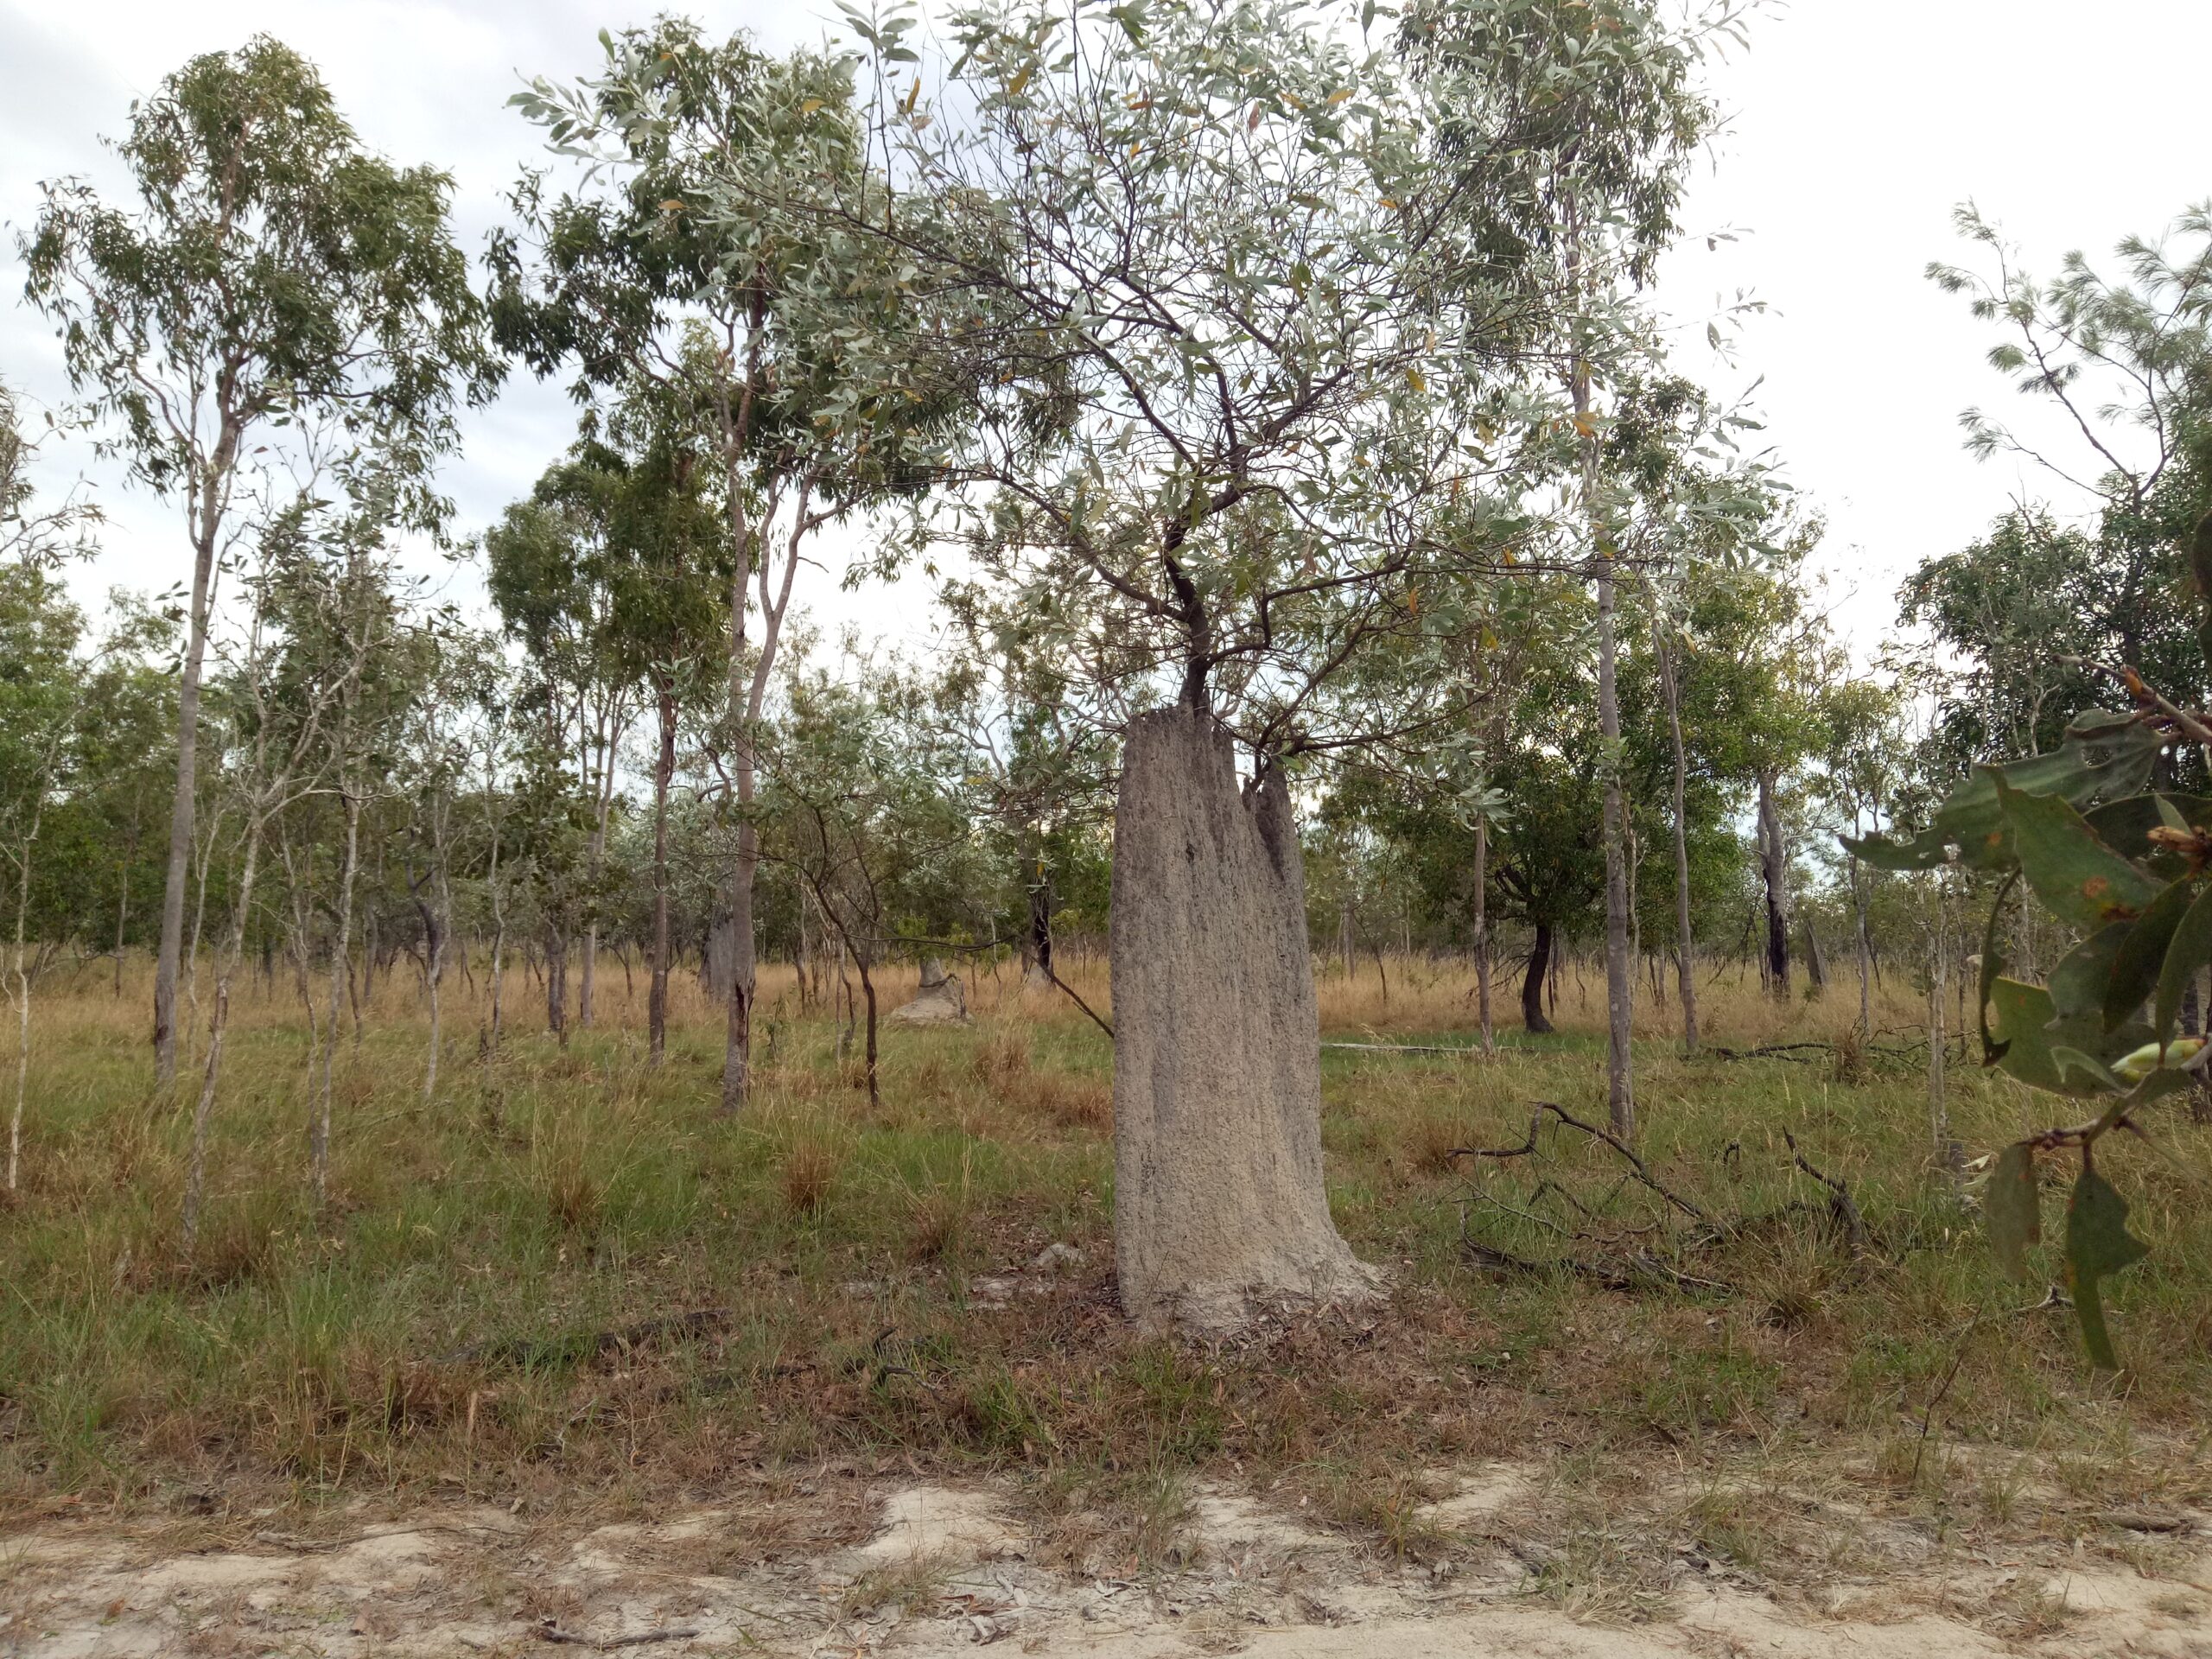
(857, 956), (879, 1109)
(1025, 861), (1054, 988)
(1522, 922), (1556, 1034)
(1758, 770), (1791, 1000)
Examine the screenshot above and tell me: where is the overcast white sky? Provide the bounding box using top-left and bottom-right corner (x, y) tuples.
(3, 0), (2209, 657)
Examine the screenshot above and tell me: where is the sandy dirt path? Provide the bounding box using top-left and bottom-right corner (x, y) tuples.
(5, 1465), (2209, 1656)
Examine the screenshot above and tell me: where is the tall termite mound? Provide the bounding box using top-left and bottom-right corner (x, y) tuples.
(1109, 706), (1383, 1335)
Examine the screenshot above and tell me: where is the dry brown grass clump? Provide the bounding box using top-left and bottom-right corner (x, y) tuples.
(779, 1133), (846, 1217)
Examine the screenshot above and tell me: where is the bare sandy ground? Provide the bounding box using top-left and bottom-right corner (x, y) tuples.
(4, 1462), (2209, 1656)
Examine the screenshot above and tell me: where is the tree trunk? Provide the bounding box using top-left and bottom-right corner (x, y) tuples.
(1928, 880), (1951, 1166)
(580, 740), (614, 1031)
(1853, 852), (1872, 1041)
(485, 829), (505, 1055)
(1522, 921), (1556, 1034)
(721, 831), (755, 1111)
(834, 938), (855, 1060)
(650, 686), (676, 1065)
(422, 863), (446, 1103)
(313, 785), (362, 1211)
(1802, 913), (1827, 995)
(1472, 815), (1493, 1055)
(183, 804), (220, 1070)
(1109, 707), (1382, 1337)
(545, 921), (568, 1047)
(1583, 396), (1633, 1137)
(154, 518), (222, 1090)
(857, 953), (880, 1109)
(579, 925), (597, 1029)
(1023, 853), (1054, 990)
(1758, 769), (1791, 1000)
(181, 824), (262, 1261)
(1658, 629), (1699, 1055)
(7, 803), (41, 1193)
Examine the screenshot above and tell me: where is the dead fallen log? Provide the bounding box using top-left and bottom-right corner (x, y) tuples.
(1702, 1041), (1831, 1063)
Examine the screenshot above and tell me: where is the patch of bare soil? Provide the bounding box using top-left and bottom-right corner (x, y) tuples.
(3, 1463), (2209, 1657)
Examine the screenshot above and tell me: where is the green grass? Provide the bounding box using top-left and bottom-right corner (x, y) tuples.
(3, 956), (2209, 1564)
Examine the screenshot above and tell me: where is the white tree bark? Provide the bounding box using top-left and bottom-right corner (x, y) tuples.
(1109, 707), (1382, 1337)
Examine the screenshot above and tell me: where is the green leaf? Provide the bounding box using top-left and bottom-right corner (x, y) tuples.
(1840, 830), (1960, 873)
(2051, 1046), (2125, 1094)
(1988, 978), (2103, 1096)
(2155, 881), (2212, 1047)
(1846, 711), (2168, 874)
(2085, 793), (2212, 876)
(2048, 922), (2132, 1024)
(2063, 1165), (2151, 1371)
(1997, 778), (2161, 931)
(2105, 877), (2199, 1033)
(1985, 1142), (2039, 1281)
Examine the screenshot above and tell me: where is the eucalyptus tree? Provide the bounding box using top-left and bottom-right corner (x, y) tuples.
(1807, 676), (1912, 1038)
(1605, 376), (1785, 1052)
(502, 22), (963, 1109)
(1929, 205), (2212, 670)
(290, 480), (430, 1210)
(180, 497), (354, 1257)
(484, 465), (639, 1039)
(22, 36), (494, 1089)
(1402, 0), (1740, 1136)
(482, 387), (724, 1060)
(584, 385), (727, 1062)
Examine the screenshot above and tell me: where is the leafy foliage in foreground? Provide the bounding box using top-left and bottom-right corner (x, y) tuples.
(1851, 700), (2212, 1369)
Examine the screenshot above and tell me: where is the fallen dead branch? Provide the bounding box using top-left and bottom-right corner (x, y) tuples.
(1450, 1101), (1707, 1223)
(1782, 1128), (1869, 1253)
(1703, 1041), (1834, 1063)
(1451, 1101), (1877, 1302)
